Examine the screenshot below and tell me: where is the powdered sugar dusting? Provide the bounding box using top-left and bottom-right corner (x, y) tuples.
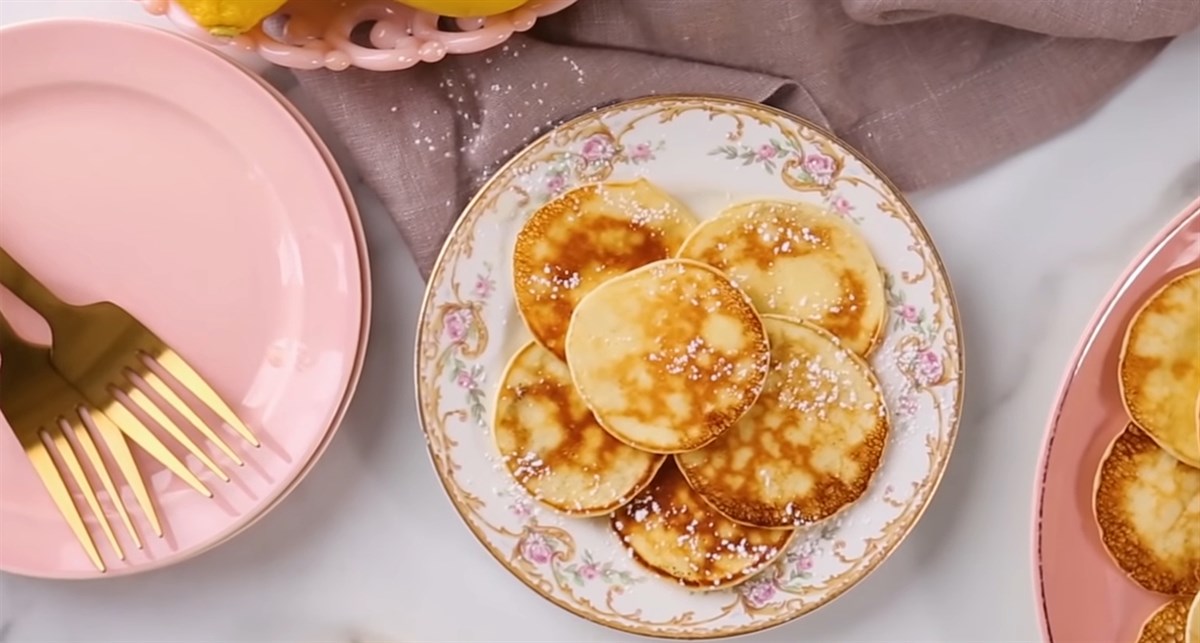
(525, 264), (583, 299)
(421, 96), (962, 631)
(510, 451), (548, 481)
(594, 183), (678, 228)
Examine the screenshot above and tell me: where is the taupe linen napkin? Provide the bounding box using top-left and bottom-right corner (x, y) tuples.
(294, 0), (1200, 277)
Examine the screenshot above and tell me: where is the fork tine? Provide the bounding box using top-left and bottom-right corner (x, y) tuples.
(155, 350), (260, 447)
(122, 380), (229, 482)
(101, 400), (213, 497)
(67, 408), (142, 550)
(87, 408), (163, 537)
(140, 369), (243, 465)
(46, 422), (124, 561)
(22, 430), (105, 572)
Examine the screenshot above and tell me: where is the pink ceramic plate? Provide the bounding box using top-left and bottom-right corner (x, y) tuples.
(1034, 197), (1200, 641)
(0, 19), (369, 578)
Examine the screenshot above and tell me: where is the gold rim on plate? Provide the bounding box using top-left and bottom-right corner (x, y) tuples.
(414, 94), (964, 638)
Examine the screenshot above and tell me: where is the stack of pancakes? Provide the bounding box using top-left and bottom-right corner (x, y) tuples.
(494, 179), (892, 590)
(1092, 269), (1200, 642)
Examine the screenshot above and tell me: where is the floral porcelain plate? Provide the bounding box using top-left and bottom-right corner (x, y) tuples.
(415, 95), (964, 638)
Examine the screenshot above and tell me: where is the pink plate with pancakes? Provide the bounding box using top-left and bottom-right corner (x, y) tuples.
(1034, 197), (1200, 641)
(0, 18), (369, 578)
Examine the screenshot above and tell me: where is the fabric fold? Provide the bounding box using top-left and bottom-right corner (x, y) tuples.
(292, 0), (1199, 277)
(296, 37), (797, 275)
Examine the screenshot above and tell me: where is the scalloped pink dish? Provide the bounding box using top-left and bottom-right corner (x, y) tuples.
(139, 0), (579, 72)
(1034, 197), (1200, 641)
(0, 18), (369, 578)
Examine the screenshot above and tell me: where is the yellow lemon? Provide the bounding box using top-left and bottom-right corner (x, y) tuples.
(396, 0), (529, 18)
(176, 0), (287, 37)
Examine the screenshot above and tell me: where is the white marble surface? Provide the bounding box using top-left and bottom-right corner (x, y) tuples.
(0, 1), (1198, 641)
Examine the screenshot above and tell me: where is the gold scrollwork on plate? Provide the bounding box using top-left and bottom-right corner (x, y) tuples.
(415, 95), (964, 638)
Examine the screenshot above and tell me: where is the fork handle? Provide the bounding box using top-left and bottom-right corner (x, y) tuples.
(0, 245), (72, 327)
(0, 308), (27, 351)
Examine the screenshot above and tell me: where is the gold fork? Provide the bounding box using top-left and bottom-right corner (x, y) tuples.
(0, 311), (166, 572)
(0, 247), (260, 485)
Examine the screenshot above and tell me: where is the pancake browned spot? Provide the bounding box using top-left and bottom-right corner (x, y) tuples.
(493, 342), (664, 516)
(677, 199), (886, 356)
(1094, 424), (1200, 596)
(677, 315), (889, 528)
(612, 461), (793, 590)
(512, 179), (697, 360)
(1120, 269), (1200, 468)
(565, 259), (771, 453)
(1137, 598), (1191, 643)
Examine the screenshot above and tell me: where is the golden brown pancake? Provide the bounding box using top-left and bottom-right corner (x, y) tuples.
(1137, 598), (1192, 643)
(1120, 269), (1200, 468)
(612, 461), (793, 589)
(565, 259), (771, 453)
(1094, 424), (1200, 596)
(493, 342), (664, 516)
(1195, 390), (1200, 462)
(676, 315), (889, 528)
(677, 200), (886, 356)
(1187, 592), (1199, 643)
(512, 179), (697, 360)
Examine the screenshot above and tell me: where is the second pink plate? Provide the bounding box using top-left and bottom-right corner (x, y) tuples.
(1034, 197), (1200, 641)
(0, 19), (369, 578)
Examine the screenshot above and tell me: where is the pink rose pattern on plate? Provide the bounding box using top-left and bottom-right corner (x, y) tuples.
(473, 273), (496, 299)
(501, 487), (644, 592)
(741, 577), (777, 609)
(709, 138), (839, 187)
(628, 140), (665, 164)
(885, 271), (935, 340)
(520, 531), (555, 565)
(545, 170), (568, 196)
(831, 194), (854, 215)
(737, 524), (836, 611)
(580, 134), (616, 164)
(418, 100), (962, 635)
(710, 139), (790, 173)
(885, 270), (950, 402)
(514, 528), (641, 590)
(802, 152), (836, 184)
(826, 192), (865, 225)
(538, 137), (665, 201)
(509, 497), (534, 520)
(443, 308), (471, 343)
(896, 392), (920, 418)
(438, 263), (496, 423)
(559, 550), (639, 589)
(914, 348), (944, 386)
